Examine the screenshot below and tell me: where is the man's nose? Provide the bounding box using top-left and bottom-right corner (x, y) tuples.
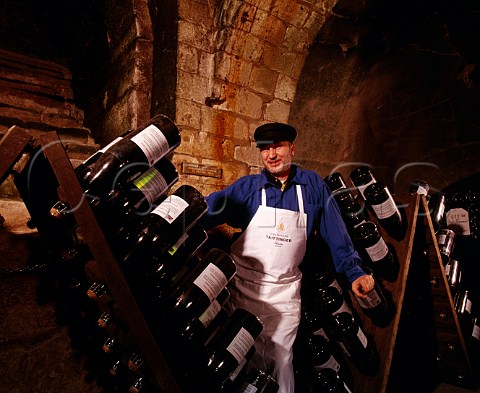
(268, 147), (277, 158)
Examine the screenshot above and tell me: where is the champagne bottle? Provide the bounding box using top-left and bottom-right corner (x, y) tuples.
(331, 311), (379, 375)
(454, 289), (473, 337)
(364, 181), (405, 240)
(353, 221), (397, 282)
(121, 184), (208, 266)
(349, 166), (376, 200)
(353, 269), (395, 327)
(168, 248), (237, 326)
(177, 287), (231, 347)
(100, 157), (179, 228)
(315, 286), (354, 330)
(74, 129), (132, 181)
(188, 308), (263, 390)
(79, 114), (180, 199)
(436, 228), (456, 263)
(444, 258), (462, 293)
(325, 172), (348, 194)
(306, 333), (344, 376)
(407, 179), (430, 196)
(428, 192), (446, 233)
(151, 223), (208, 301)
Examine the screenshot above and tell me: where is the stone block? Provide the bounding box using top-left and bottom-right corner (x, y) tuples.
(264, 99), (291, 123)
(271, 1), (310, 28)
(177, 70), (210, 104)
(250, 66), (279, 96)
(178, 43), (199, 74)
(275, 73), (297, 102)
(178, 20), (213, 52)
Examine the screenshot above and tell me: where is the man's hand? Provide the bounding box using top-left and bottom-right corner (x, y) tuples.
(351, 274), (375, 298)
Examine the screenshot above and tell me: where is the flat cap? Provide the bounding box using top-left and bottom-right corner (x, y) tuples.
(254, 122), (297, 147)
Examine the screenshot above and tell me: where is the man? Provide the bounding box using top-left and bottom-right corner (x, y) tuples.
(202, 122), (374, 392)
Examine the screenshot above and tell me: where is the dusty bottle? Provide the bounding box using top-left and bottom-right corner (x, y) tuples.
(79, 114), (180, 199)
(364, 181), (404, 240)
(353, 221), (396, 282)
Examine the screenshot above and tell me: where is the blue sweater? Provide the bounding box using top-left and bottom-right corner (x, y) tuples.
(202, 165), (365, 283)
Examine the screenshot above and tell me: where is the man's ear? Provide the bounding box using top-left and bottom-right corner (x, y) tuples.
(291, 143), (295, 156)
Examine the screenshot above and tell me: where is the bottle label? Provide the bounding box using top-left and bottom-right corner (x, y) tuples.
(356, 289), (381, 309)
(168, 232), (190, 256)
(371, 199), (399, 220)
(357, 179), (376, 198)
(151, 195), (189, 224)
(466, 299), (472, 314)
(313, 355), (341, 372)
(356, 326), (368, 348)
(365, 237), (389, 262)
(445, 262), (451, 276)
(193, 263), (228, 301)
(198, 299), (221, 328)
(416, 186), (428, 196)
(226, 327), (255, 363)
(240, 385), (257, 393)
(446, 208), (470, 236)
(131, 124), (170, 166)
(133, 167), (169, 205)
(472, 324), (480, 341)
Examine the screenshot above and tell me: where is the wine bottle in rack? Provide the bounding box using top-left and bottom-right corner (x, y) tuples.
(150, 224), (208, 303)
(349, 166), (377, 200)
(177, 287), (231, 348)
(305, 333), (350, 386)
(454, 289), (474, 337)
(315, 285), (354, 331)
(95, 157), (179, 234)
(120, 184), (208, 264)
(407, 179), (430, 196)
(74, 128), (133, 181)
(78, 114), (180, 199)
(331, 311), (379, 375)
(444, 258), (462, 293)
(363, 181), (405, 240)
(218, 346), (256, 393)
(352, 267), (395, 328)
(436, 228), (456, 263)
(166, 248), (237, 328)
(353, 221), (397, 282)
(325, 172), (348, 194)
(185, 307), (263, 391)
(428, 191), (446, 233)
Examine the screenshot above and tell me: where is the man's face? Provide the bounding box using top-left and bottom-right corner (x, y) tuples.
(259, 141), (295, 177)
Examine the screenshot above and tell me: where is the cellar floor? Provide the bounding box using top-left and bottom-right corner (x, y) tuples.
(434, 384), (480, 393)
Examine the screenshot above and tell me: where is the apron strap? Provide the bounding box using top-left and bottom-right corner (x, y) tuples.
(261, 185), (305, 213)
(296, 184), (304, 214)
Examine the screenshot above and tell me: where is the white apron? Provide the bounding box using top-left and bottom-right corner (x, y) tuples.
(228, 185), (307, 393)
